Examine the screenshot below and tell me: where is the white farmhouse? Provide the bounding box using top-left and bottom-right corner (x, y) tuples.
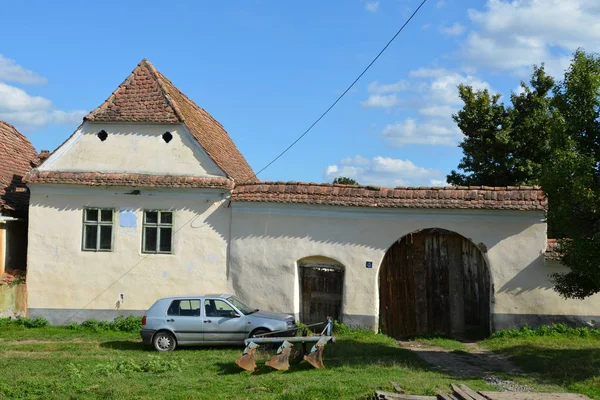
(24, 60), (600, 336)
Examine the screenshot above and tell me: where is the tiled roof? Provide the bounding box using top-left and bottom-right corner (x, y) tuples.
(0, 121), (38, 216)
(83, 59), (255, 182)
(231, 182), (547, 211)
(25, 171), (234, 189)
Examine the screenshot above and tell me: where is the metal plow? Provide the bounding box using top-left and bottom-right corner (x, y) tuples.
(236, 319), (336, 372)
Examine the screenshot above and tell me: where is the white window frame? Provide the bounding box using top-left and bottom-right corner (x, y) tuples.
(142, 210), (173, 254)
(82, 208), (114, 252)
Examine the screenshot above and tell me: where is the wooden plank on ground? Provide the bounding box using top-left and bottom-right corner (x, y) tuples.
(374, 390), (437, 400)
(451, 384), (476, 400)
(458, 385), (487, 400)
(391, 382), (405, 393)
(478, 393), (592, 400)
(438, 393), (459, 400)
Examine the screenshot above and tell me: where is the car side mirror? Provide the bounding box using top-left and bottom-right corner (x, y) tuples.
(229, 311), (240, 318)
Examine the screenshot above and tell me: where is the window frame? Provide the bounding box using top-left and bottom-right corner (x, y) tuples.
(82, 207), (115, 252)
(142, 210), (174, 254)
(166, 299), (202, 317)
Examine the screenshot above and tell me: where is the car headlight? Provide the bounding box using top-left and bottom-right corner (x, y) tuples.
(286, 320), (295, 328)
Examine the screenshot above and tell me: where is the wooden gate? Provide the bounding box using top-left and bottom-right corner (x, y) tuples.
(379, 229), (490, 338)
(299, 265), (344, 325)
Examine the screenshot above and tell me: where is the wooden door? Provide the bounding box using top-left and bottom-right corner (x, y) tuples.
(299, 265), (344, 325)
(379, 229), (490, 338)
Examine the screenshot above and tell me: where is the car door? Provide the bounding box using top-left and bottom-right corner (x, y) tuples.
(165, 299), (204, 344)
(202, 298), (248, 343)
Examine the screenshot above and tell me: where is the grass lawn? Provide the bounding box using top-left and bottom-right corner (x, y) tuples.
(482, 334), (600, 400)
(0, 325), (493, 400)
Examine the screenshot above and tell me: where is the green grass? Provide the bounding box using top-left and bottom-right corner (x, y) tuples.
(0, 324), (493, 400)
(482, 333), (600, 399)
(409, 336), (467, 351)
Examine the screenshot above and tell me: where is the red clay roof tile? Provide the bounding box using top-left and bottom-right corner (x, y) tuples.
(0, 121), (38, 216)
(231, 182), (547, 211)
(83, 59), (255, 182)
(25, 171), (233, 189)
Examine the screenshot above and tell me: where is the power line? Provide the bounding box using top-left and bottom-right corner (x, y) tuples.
(243, 0), (429, 183)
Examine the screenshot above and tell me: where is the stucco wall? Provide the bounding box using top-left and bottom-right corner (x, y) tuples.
(27, 184), (231, 324)
(40, 122), (225, 177)
(229, 202), (600, 331)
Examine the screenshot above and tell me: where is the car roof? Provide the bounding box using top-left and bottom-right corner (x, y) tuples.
(158, 294), (232, 301)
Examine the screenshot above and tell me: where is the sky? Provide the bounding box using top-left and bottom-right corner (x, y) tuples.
(1, 0), (599, 187)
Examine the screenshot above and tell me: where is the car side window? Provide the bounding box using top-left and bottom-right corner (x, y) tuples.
(204, 299), (235, 318)
(167, 299), (201, 316)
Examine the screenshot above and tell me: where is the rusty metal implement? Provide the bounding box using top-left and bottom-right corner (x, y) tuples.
(236, 318), (336, 372)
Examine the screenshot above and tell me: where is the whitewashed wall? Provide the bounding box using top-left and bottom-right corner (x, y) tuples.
(39, 122), (225, 177)
(27, 184), (231, 324)
(229, 202), (600, 331)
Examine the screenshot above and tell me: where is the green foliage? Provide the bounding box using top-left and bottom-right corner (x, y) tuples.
(0, 317), (49, 328)
(69, 315), (142, 332)
(448, 64), (555, 187)
(491, 323), (600, 339)
(332, 176), (360, 185)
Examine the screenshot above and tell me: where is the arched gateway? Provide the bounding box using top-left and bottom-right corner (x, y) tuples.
(379, 228), (490, 338)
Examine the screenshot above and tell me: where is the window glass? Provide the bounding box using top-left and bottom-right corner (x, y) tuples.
(99, 226), (112, 250)
(167, 300), (200, 316)
(85, 209), (98, 222)
(144, 227), (157, 252)
(145, 211), (158, 224)
(84, 225), (97, 250)
(100, 209), (113, 222)
(227, 296), (254, 315)
(160, 212), (173, 224)
(205, 300), (235, 317)
(159, 228), (172, 252)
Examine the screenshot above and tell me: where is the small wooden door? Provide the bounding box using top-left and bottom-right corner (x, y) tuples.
(379, 229), (490, 338)
(299, 265), (344, 325)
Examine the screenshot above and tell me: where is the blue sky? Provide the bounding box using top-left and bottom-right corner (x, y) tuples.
(1, 0), (598, 186)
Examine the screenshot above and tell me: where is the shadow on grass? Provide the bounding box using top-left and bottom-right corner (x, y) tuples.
(100, 341), (153, 351)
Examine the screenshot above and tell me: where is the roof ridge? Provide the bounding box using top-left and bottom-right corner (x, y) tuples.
(141, 59), (186, 123)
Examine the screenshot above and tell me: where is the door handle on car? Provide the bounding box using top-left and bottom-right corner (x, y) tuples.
(166, 319), (174, 322)
(204, 320), (212, 323)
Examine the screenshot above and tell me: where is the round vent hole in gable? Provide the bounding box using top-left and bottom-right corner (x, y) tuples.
(97, 130), (108, 141)
(162, 132), (173, 143)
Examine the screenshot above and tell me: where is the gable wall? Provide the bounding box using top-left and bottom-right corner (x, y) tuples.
(40, 122), (225, 177)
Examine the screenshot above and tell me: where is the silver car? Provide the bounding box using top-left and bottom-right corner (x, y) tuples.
(141, 294), (297, 351)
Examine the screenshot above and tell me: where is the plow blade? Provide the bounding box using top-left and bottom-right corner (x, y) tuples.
(303, 337), (330, 369)
(265, 341), (293, 371)
(236, 342), (259, 372)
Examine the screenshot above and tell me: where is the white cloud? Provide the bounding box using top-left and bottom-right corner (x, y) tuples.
(382, 118), (461, 146)
(430, 179), (449, 186)
(439, 22), (466, 36)
(365, 1), (380, 12)
(463, 0), (600, 74)
(361, 94), (399, 108)
(0, 58), (87, 131)
(325, 155), (445, 187)
(0, 54), (47, 85)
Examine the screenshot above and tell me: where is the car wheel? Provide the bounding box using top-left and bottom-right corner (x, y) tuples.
(153, 331), (176, 352)
(251, 328), (277, 350)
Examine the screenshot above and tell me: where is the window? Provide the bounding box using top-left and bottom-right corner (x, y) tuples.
(82, 208), (114, 251)
(167, 299), (201, 316)
(143, 210), (173, 253)
(204, 299), (236, 318)
(162, 132), (173, 143)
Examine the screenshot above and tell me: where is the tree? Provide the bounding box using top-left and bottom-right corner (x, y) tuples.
(447, 66), (555, 186)
(542, 50), (600, 298)
(332, 177), (359, 185)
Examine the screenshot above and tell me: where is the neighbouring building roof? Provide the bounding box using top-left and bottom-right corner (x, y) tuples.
(25, 171), (234, 189)
(83, 59), (255, 182)
(545, 239), (561, 261)
(231, 182), (547, 211)
(0, 121), (38, 216)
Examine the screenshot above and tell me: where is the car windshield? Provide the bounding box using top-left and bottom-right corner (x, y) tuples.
(227, 296), (255, 315)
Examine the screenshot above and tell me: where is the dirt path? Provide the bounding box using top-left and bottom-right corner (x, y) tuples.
(399, 340), (532, 392)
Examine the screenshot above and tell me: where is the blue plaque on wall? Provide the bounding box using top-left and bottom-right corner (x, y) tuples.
(366, 261), (373, 269)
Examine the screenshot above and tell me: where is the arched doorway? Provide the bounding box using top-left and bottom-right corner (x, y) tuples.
(379, 229), (490, 338)
(298, 256), (344, 325)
